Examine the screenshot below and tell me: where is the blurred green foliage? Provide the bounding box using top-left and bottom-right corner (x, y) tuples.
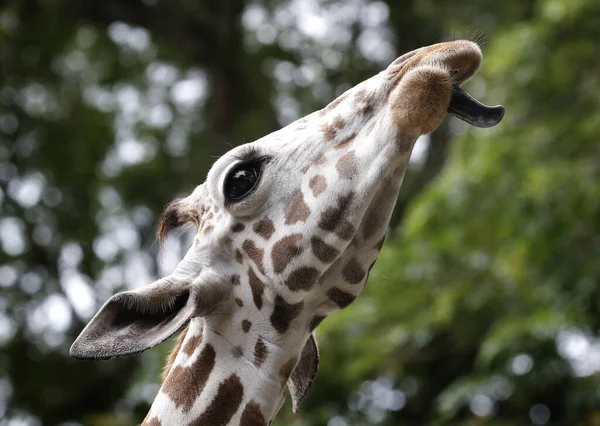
(0, 0), (599, 425)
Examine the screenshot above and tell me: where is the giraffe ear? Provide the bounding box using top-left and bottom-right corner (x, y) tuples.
(288, 333), (319, 413)
(70, 279), (196, 360)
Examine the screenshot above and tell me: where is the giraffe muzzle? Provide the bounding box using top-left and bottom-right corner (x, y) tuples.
(447, 85), (505, 128)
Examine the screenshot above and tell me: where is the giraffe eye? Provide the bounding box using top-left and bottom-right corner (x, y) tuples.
(224, 159), (265, 203)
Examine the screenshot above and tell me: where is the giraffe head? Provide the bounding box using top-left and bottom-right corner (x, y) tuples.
(71, 40), (503, 420)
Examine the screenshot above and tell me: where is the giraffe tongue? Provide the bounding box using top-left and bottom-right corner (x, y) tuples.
(447, 85), (505, 128)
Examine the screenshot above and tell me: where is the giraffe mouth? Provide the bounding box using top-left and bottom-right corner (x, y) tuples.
(447, 85), (505, 128)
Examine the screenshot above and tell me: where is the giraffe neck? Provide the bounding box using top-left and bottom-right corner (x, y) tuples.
(143, 317), (306, 426)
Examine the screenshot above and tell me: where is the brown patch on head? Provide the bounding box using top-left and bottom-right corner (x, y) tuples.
(253, 218), (275, 240)
(319, 192), (356, 240)
(279, 356), (299, 382)
(248, 267), (265, 310)
(285, 190), (311, 225)
(270, 295), (304, 333)
(336, 151), (358, 179)
(158, 199), (183, 242)
(335, 133), (356, 150)
(342, 257), (366, 284)
(309, 315), (326, 331)
(240, 400), (267, 426)
(310, 236), (340, 263)
(327, 287), (356, 309)
(271, 233), (303, 274)
(162, 325), (189, 382)
(242, 319), (252, 333)
(253, 337), (268, 367)
(188, 373), (244, 426)
(309, 175), (327, 197)
(235, 297), (244, 307)
(242, 239), (264, 272)
(163, 343), (216, 411)
(286, 266), (319, 291)
(231, 274), (240, 286)
(232, 223), (245, 232)
(182, 333), (203, 357)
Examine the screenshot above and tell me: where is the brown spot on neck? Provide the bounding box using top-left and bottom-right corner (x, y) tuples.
(182, 332), (203, 356)
(242, 319), (252, 333)
(279, 356), (299, 383)
(271, 233), (303, 274)
(327, 287), (356, 309)
(318, 192), (356, 240)
(188, 373), (244, 426)
(270, 295), (304, 333)
(310, 237), (340, 263)
(162, 343), (216, 412)
(162, 325), (188, 382)
(240, 400), (268, 426)
(341, 257), (366, 284)
(309, 315), (326, 331)
(286, 266), (319, 291)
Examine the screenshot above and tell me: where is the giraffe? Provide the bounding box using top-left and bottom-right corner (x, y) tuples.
(70, 40), (504, 425)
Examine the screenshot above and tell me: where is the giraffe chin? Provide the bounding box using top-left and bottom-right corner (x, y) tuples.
(447, 85), (505, 128)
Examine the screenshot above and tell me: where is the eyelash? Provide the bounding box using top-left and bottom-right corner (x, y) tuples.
(231, 146), (262, 163)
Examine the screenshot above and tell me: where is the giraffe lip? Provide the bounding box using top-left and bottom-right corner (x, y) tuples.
(447, 85), (505, 128)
